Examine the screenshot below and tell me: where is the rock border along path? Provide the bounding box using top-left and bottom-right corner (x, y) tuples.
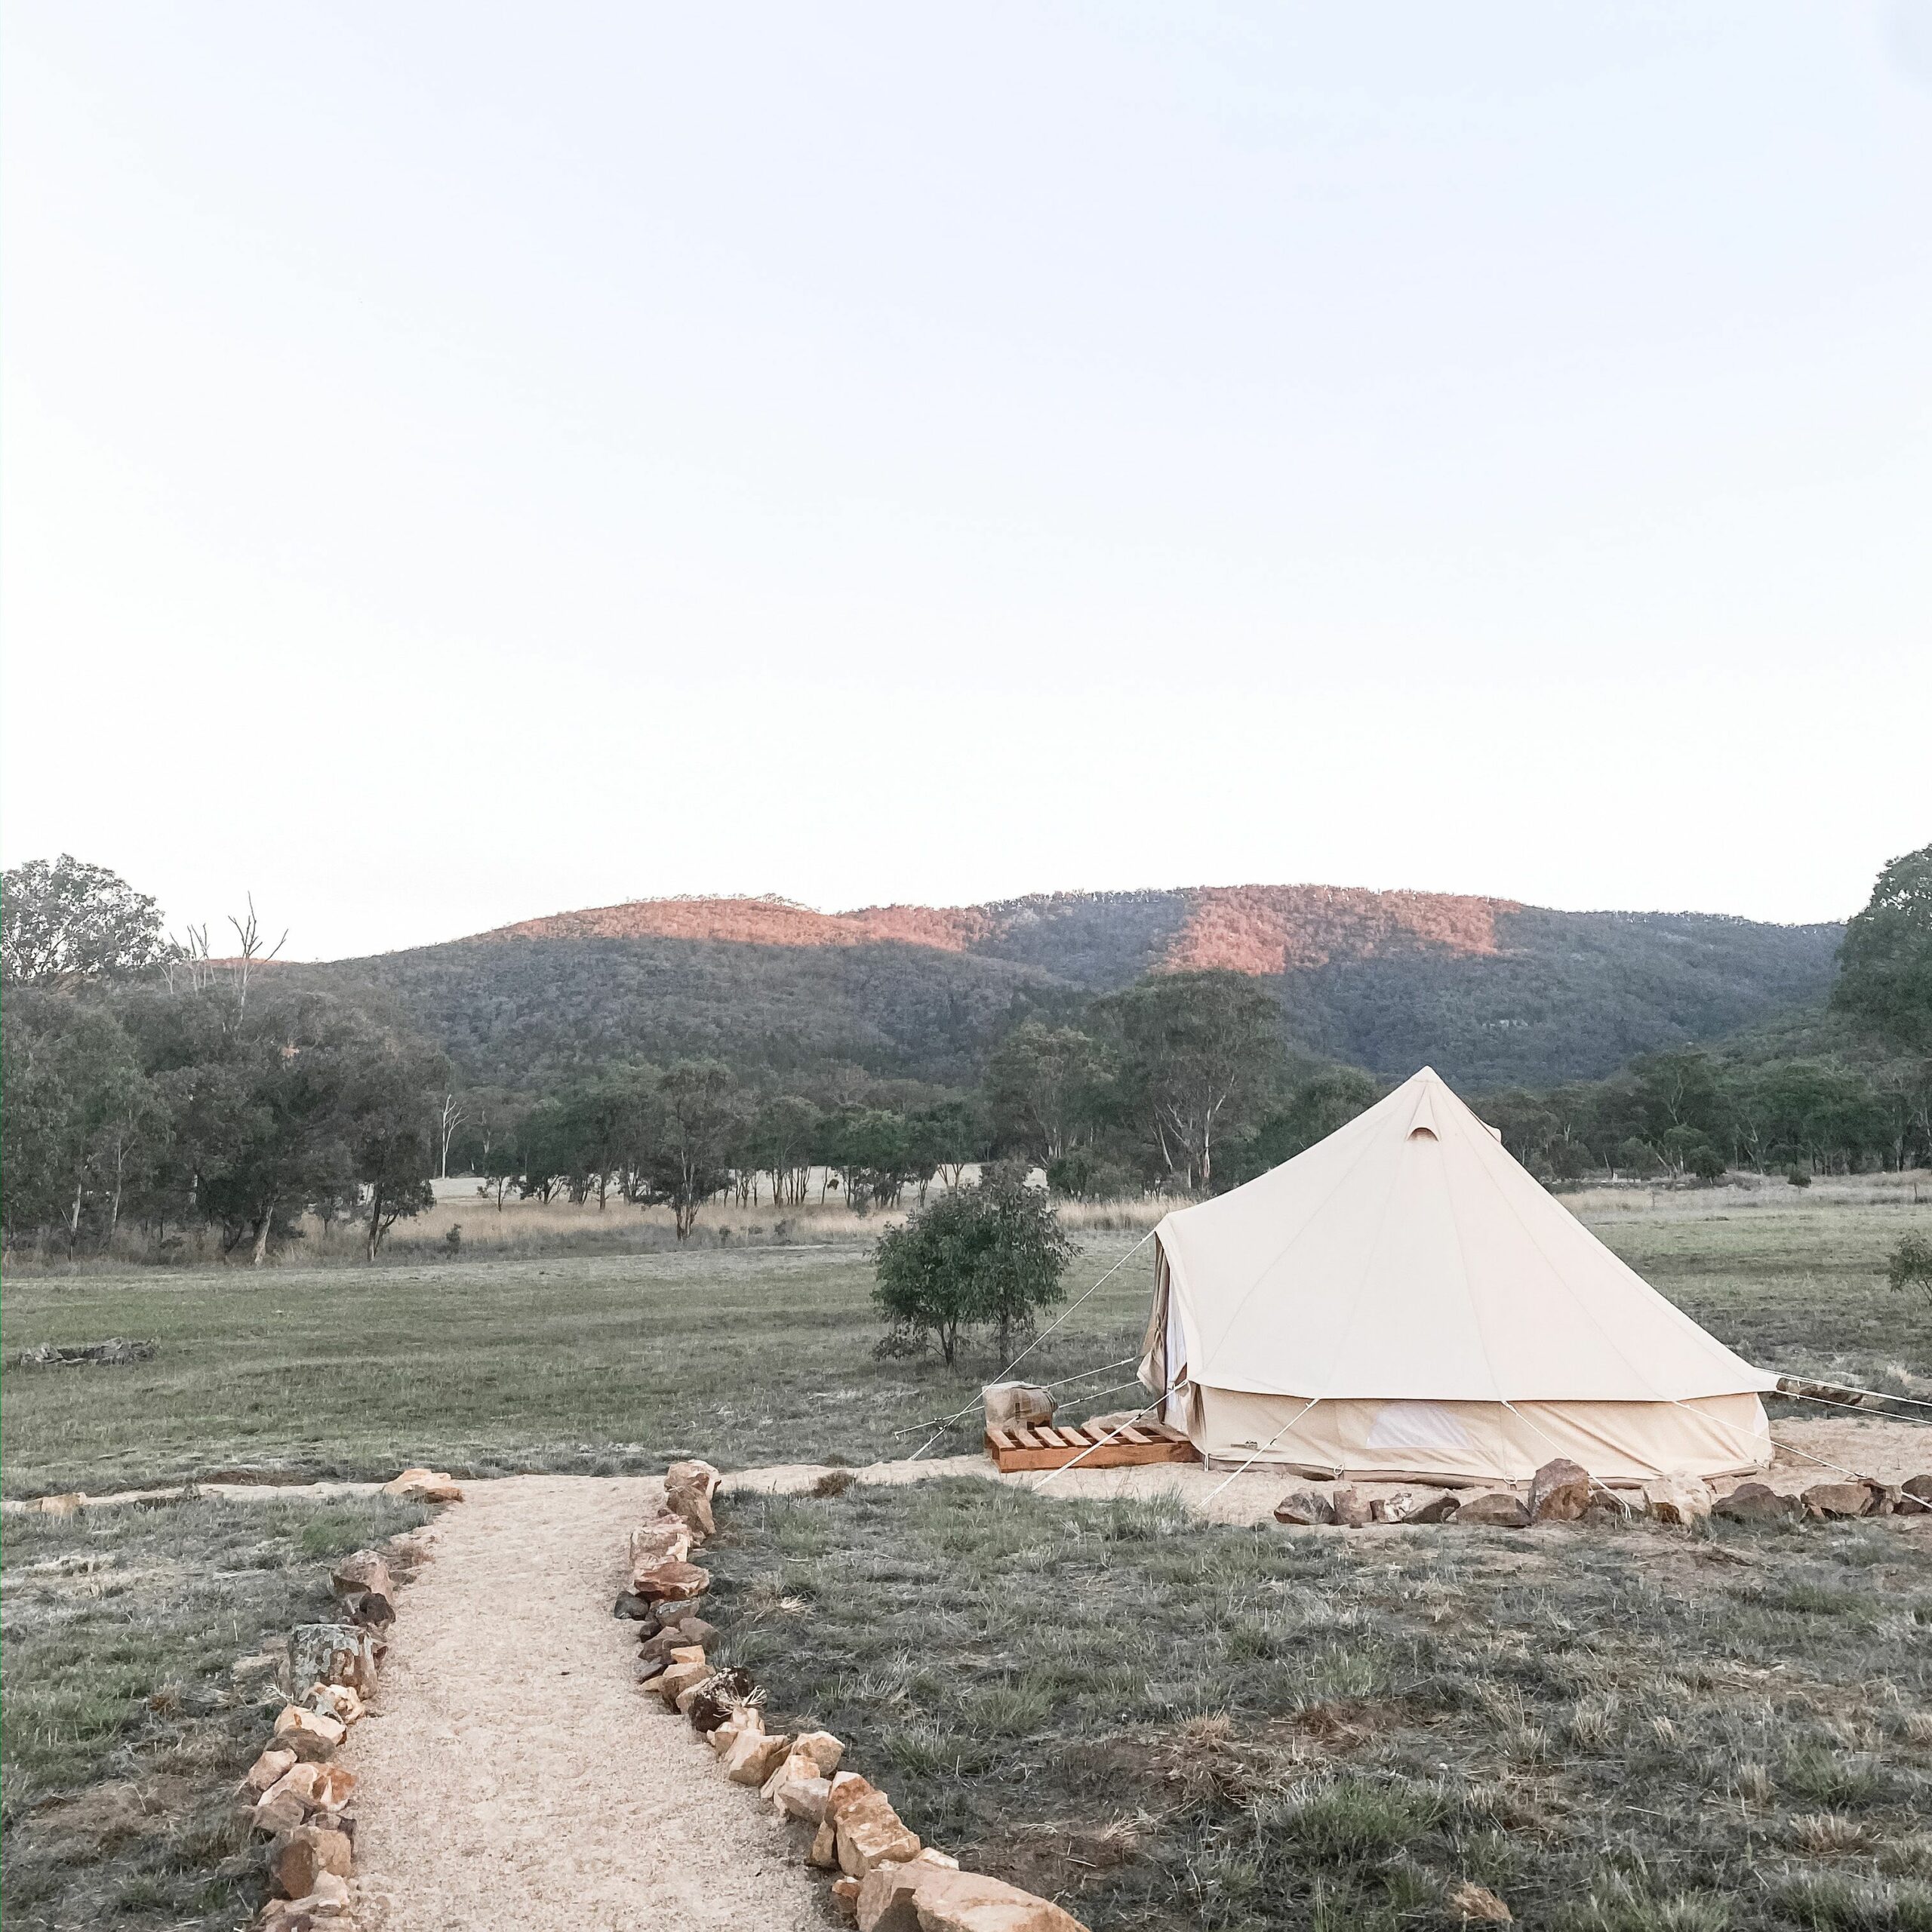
(343, 1474), (821, 1932)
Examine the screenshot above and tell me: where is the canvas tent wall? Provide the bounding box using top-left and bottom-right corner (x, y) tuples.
(1137, 1067), (1775, 1484)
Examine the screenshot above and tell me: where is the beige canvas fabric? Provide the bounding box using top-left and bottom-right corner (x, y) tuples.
(1139, 1067), (1775, 1483)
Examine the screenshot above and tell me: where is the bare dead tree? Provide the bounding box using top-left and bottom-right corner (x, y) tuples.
(437, 1092), (466, 1180)
(226, 895), (287, 1023)
(167, 923), (217, 995)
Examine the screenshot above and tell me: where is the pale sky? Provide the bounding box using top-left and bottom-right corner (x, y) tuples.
(3, 3), (1928, 959)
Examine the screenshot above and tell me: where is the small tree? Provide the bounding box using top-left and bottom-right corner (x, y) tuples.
(349, 1047), (443, 1260)
(872, 1184), (983, 1364)
(974, 1164), (1078, 1361)
(871, 1165), (1075, 1365)
(642, 1060), (746, 1238)
(1887, 1232), (1932, 1311)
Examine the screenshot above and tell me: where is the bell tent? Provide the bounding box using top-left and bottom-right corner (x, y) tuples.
(1138, 1066), (1775, 1484)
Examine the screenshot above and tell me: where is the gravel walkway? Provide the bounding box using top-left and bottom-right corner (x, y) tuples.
(344, 1473), (823, 1932)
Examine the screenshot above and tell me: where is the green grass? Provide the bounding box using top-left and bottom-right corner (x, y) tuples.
(1, 1491), (428, 1932)
(4, 1197), (1927, 1500)
(702, 1479), (1932, 1932)
(0, 1238), (1158, 1497)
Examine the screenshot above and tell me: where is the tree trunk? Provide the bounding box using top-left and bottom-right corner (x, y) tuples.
(252, 1200), (278, 1268)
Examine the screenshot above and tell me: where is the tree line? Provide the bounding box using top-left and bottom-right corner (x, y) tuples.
(4, 843), (1927, 1261)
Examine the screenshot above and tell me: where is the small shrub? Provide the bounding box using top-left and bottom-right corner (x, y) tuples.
(1886, 1232), (1932, 1310)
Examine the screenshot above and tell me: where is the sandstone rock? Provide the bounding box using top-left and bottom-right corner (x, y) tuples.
(632, 1558), (711, 1605)
(711, 1707), (759, 1755)
(664, 1459), (722, 1538)
(656, 1660), (711, 1705)
(1804, 1481), (1876, 1518)
(675, 1615), (721, 1647)
(794, 1730), (846, 1775)
(835, 1789), (921, 1875)
(1644, 1473), (1713, 1527)
(269, 1824), (352, 1899)
(1398, 1491), (1463, 1525)
(260, 1870), (353, 1930)
(626, 1515), (695, 1592)
(1528, 1458), (1592, 1523)
(725, 1728), (794, 1786)
(244, 1747), (299, 1795)
(1457, 1492), (1531, 1529)
(763, 1755), (833, 1822)
(328, 1550), (396, 1627)
(1903, 1474), (1932, 1503)
(382, 1466), (463, 1503)
(857, 1850), (967, 1932)
(1331, 1485), (1373, 1528)
(832, 1877), (863, 1923)
(1448, 1878), (1513, 1923)
(630, 1515), (695, 1570)
(810, 1819), (840, 1867)
(1715, 1481), (1801, 1523)
(251, 1783), (310, 1838)
(1273, 1490), (1334, 1527)
(252, 1762), (354, 1835)
(824, 1772), (875, 1820)
(306, 1683), (365, 1727)
(288, 1624), (378, 1700)
(273, 1705), (346, 1760)
(638, 1626), (692, 1662)
(636, 1654), (668, 1685)
(904, 1867), (1090, 1931)
(983, 1383), (1056, 1432)
(857, 1857), (928, 1932)
(1886, 1483), (1931, 1515)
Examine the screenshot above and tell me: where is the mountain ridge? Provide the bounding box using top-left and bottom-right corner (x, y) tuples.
(294, 880), (1844, 1098)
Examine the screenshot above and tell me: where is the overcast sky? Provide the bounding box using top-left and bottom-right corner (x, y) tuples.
(3, 3), (1927, 959)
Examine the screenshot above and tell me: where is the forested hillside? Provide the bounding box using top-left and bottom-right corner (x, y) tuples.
(3, 850), (1921, 1266)
(312, 888), (1841, 1096)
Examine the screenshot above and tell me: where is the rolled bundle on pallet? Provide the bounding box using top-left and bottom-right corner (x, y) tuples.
(982, 1382), (1055, 1432)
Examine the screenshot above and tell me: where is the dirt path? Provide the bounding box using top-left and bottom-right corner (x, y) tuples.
(344, 1474), (823, 1932)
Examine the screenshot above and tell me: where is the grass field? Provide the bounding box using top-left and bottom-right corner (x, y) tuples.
(709, 1479), (1932, 1932)
(3, 1186), (1930, 1932)
(1, 1492), (427, 1932)
(3, 1189), (1928, 1500)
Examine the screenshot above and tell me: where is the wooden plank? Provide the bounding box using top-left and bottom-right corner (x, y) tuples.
(1115, 1425), (1152, 1445)
(1034, 1424), (1069, 1449)
(988, 1428), (1017, 1452)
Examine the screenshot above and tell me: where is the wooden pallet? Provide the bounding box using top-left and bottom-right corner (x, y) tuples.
(984, 1419), (1200, 1473)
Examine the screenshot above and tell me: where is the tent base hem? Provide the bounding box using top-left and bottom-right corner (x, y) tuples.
(1178, 1387), (1773, 1487)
